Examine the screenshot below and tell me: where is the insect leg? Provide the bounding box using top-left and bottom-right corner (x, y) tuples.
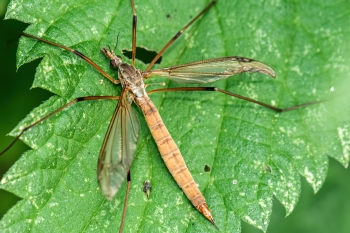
(0, 95), (120, 156)
(119, 171), (131, 233)
(147, 87), (325, 112)
(129, 0), (137, 67)
(145, 0), (218, 71)
(21, 33), (120, 84)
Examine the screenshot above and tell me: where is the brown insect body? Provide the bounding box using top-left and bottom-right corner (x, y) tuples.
(135, 94), (215, 224)
(101, 48), (216, 225)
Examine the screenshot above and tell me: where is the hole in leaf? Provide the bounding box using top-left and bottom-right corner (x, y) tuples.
(122, 47), (162, 64)
(203, 164), (211, 172)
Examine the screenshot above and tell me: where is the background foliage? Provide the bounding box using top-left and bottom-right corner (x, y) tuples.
(0, 0), (350, 232)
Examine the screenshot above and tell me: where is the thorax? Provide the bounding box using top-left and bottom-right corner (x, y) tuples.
(118, 63), (146, 98)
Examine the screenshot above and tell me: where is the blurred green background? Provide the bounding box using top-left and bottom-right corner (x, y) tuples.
(0, 1), (349, 232)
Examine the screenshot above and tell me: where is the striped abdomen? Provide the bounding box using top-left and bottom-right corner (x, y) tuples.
(135, 94), (215, 224)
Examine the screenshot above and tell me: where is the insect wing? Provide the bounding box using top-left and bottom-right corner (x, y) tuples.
(146, 56), (276, 83)
(97, 91), (140, 200)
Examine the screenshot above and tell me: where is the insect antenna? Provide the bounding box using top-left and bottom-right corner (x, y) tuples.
(113, 32), (121, 53)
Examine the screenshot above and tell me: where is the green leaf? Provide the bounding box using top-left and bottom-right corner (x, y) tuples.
(1, 0), (350, 232)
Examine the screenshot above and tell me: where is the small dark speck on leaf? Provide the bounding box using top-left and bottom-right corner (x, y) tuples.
(265, 165), (272, 174)
(204, 164), (211, 172)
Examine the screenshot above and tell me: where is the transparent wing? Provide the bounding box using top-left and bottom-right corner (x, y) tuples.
(144, 56), (276, 83)
(97, 90), (140, 200)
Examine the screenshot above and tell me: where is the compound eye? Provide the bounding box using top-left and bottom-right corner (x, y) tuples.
(110, 60), (117, 67)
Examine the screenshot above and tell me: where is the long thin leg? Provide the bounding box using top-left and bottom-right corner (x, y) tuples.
(119, 171), (131, 233)
(130, 0), (137, 67)
(147, 87), (325, 112)
(22, 33), (120, 84)
(145, 0), (217, 71)
(0, 95), (120, 156)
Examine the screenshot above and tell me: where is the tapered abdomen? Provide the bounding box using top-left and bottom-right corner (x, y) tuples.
(135, 94), (215, 224)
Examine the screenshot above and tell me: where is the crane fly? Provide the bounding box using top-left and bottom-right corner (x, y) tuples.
(0, 0), (322, 231)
